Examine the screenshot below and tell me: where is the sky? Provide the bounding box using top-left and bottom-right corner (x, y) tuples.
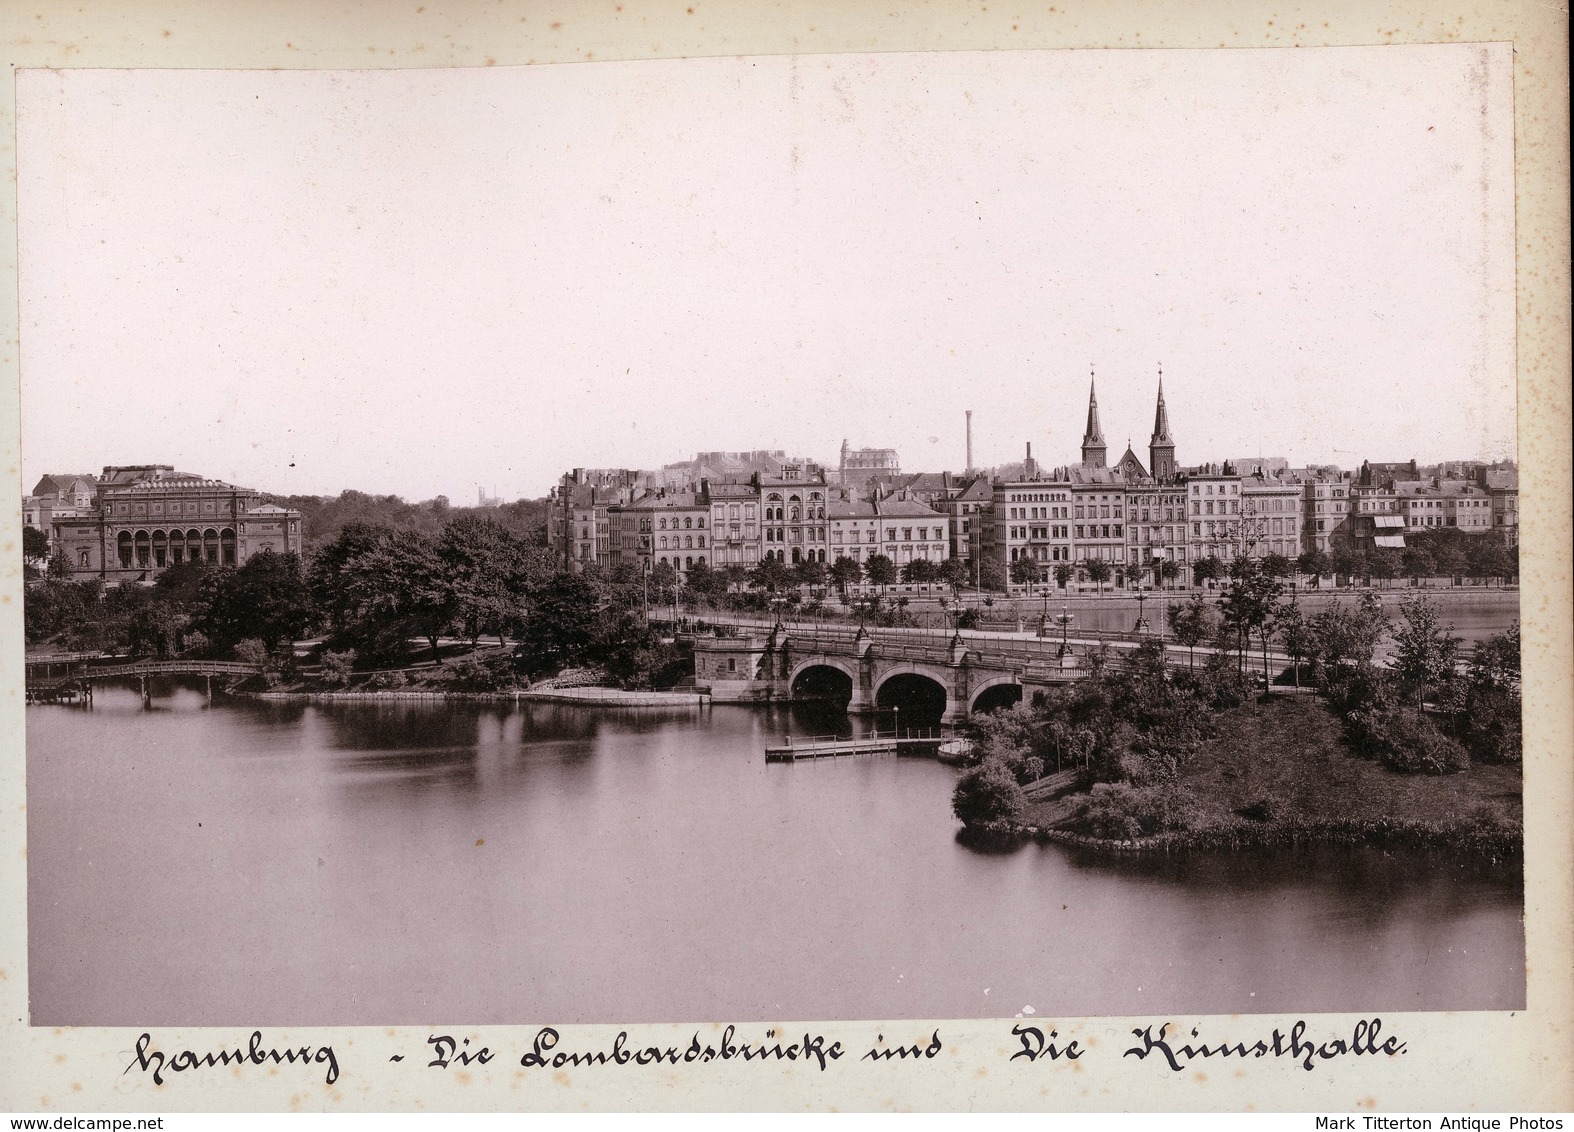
(17, 45), (1515, 502)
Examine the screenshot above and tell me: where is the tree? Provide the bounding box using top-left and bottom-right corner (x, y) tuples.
(1260, 553), (1291, 580)
(865, 553), (897, 591)
(1167, 593), (1216, 669)
(1401, 546), (1435, 585)
(23, 525), (50, 569)
(46, 549), (73, 579)
(1290, 547), (1328, 585)
(1159, 558), (1181, 590)
(950, 758), (1027, 828)
(748, 556), (790, 594)
(308, 523), (452, 661)
(199, 549), (315, 652)
(1192, 555), (1223, 588)
(1054, 562), (1073, 589)
(1330, 547), (1362, 586)
(1305, 595), (1387, 694)
(793, 558), (828, 589)
(1218, 556), (1284, 680)
(1297, 548), (1332, 587)
(975, 557), (1007, 592)
(437, 514), (545, 645)
(1432, 544), (1467, 582)
(939, 556), (969, 589)
(830, 556), (863, 594)
(516, 571), (602, 674)
(1466, 538), (1511, 587)
(1391, 592), (1460, 708)
(1274, 603), (1313, 688)
(1370, 549), (1401, 589)
(1083, 558), (1112, 594)
(648, 560), (679, 605)
(1009, 556), (1040, 587)
(683, 559), (721, 603)
(902, 558), (940, 584)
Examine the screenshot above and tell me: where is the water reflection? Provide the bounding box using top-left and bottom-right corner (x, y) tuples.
(26, 683), (1523, 1027)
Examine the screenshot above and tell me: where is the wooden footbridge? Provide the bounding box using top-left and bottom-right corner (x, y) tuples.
(24, 657), (264, 704)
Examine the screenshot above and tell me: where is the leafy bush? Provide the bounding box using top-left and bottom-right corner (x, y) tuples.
(365, 669), (408, 690)
(951, 758), (1027, 828)
(1344, 704), (1469, 774)
(445, 651), (517, 692)
(233, 638), (271, 667)
(1065, 782), (1209, 840)
(320, 649), (357, 687)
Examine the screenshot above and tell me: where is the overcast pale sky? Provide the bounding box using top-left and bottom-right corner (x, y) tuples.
(17, 45), (1514, 501)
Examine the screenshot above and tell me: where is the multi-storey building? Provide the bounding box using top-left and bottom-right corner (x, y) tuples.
(826, 494), (951, 568)
(705, 480), (762, 570)
(990, 478), (1075, 576)
(611, 487), (713, 576)
(759, 463), (831, 565)
(1185, 468), (1246, 561)
(1480, 469), (1519, 547)
(48, 464), (303, 582)
(1239, 474), (1303, 560)
(1301, 476), (1353, 555)
(1124, 482), (1189, 585)
(1347, 483), (1406, 554)
(837, 441), (900, 488)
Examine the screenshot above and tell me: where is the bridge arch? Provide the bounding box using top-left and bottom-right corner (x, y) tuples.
(968, 675), (1024, 715)
(788, 656), (856, 706)
(873, 663), (956, 725)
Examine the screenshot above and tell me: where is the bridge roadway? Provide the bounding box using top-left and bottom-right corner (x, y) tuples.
(682, 614), (1295, 724)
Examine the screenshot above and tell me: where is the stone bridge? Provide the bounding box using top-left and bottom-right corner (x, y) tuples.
(689, 622), (1264, 724)
(690, 620), (1299, 723)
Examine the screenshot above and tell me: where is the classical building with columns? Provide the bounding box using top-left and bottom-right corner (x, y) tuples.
(47, 464), (303, 582)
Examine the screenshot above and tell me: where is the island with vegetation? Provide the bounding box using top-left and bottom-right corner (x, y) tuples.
(949, 583), (1522, 863)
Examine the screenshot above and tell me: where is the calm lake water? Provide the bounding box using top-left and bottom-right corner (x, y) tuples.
(28, 684), (1523, 1026)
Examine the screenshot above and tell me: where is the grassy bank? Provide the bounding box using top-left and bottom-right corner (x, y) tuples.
(1020, 695), (1521, 861)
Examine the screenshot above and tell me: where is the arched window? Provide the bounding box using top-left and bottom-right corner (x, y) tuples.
(685, 536), (693, 548)
(697, 556), (706, 567)
(697, 536), (705, 548)
(684, 518), (693, 529)
(685, 556), (693, 568)
(790, 507), (800, 521)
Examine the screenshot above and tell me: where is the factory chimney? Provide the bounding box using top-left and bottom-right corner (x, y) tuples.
(965, 410), (974, 475)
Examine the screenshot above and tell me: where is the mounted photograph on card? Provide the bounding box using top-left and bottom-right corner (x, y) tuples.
(17, 44), (1522, 1031)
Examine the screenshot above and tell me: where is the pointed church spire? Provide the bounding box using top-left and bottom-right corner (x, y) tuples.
(1151, 364), (1173, 444)
(1080, 367), (1107, 469)
(1148, 363), (1176, 481)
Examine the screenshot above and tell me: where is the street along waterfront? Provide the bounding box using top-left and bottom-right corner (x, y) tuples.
(27, 681), (1523, 1026)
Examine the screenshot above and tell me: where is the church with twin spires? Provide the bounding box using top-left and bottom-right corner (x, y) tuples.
(1076, 368), (1177, 485)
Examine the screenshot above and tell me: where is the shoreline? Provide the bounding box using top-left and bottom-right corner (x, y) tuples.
(980, 816), (1524, 864)
(243, 685), (708, 706)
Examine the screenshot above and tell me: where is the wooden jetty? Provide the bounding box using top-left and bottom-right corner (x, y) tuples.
(765, 728), (942, 762)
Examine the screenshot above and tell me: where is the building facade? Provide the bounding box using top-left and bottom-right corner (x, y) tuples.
(48, 465), (303, 582)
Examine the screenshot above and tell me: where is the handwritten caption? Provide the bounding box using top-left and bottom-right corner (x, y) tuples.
(122, 1017), (1406, 1087)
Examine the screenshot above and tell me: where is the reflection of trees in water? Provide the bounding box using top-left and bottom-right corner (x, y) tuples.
(1055, 841), (1521, 917)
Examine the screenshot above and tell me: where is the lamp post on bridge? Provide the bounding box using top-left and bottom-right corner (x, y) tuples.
(1134, 590), (1149, 634)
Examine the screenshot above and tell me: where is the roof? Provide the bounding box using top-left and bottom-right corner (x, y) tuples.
(626, 491), (708, 511)
(31, 474), (97, 496)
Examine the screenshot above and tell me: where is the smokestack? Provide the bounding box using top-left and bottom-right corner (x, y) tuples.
(965, 410), (974, 474)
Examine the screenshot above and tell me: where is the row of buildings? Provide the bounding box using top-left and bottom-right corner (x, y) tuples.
(548, 377), (1519, 589)
(24, 465), (304, 582)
